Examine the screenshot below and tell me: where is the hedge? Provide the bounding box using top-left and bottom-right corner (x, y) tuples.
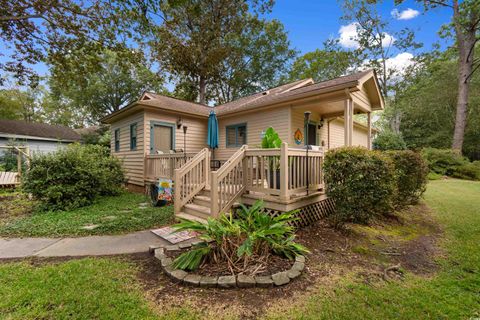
(22, 144), (125, 211)
(323, 147), (396, 226)
(387, 150), (429, 208)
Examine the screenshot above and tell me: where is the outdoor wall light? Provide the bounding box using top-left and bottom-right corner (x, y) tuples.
(177, 117), (183, 129)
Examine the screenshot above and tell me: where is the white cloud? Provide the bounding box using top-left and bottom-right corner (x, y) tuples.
(339, 23), (360, 49)
(338, 23), (395, 49)
(386, 52), (415, 75)
(391, 8), (420, 20)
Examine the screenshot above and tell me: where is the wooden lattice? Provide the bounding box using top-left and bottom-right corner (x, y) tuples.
(259, 197), (336, 228)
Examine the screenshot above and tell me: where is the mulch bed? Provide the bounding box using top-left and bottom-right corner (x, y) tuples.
(164, 249), (294, 277)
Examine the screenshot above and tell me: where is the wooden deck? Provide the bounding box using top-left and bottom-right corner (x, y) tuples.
(142, 142), (325, 221)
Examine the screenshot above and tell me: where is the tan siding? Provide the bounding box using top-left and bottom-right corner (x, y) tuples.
(110, 112), (145, 186)
(216, 106), (290, 160)
(352, 86), (372, 112)
(144, 110), (208, 154)
(327, 118), (369, 149)
(328, 119), (345, 149)
(290, 108), (328, 148)
(353, 125), (369, 147)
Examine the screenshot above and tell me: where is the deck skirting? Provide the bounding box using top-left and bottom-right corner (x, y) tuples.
(243, 197), (335, 228)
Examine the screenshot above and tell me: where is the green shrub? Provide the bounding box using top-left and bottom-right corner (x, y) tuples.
(373, 130), (407, 151)
(22, 144), (125, 211)
(421, 148), (467, 176)
(323, 147), (396, 226)
(172, 200), (308, 274)
(451, 163), (480, 181)
(386, 150), (429, 207)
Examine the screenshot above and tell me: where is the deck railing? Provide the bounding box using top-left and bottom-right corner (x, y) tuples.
(210, 142), (324, 217)
(174, 148), (210, 214)
(210, 145), (248, 217)
(144, 152), (196, 181)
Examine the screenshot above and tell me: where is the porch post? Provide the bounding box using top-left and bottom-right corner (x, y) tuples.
(344, 99), (353, 146)
(367, 112), (372, 150)
(279, 142), (289, 201)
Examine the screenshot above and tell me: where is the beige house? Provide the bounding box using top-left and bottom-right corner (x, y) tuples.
(102, 70), (383, 224)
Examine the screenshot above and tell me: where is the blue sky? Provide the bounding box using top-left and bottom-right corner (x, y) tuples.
(1, 0), (454, 85)
(268, 0), (452, 55)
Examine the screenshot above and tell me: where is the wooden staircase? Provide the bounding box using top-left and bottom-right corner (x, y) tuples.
(176, 188), (212, 223)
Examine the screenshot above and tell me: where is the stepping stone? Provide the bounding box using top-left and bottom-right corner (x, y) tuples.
(102, 216), (117, 221)
(80, 224), (100, 230)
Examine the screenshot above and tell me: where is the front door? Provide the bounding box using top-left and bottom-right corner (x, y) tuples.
(306, 123), (317, 145)
(151, 124), (174, 154)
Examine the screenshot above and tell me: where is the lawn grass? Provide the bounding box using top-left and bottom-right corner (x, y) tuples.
(0, 180), (478, 319)
(263, 179), (480, 319)
(0, 192), (173, 237)
(0, 258), (159, 319)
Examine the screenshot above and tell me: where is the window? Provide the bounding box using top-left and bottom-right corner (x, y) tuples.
(226, 123), (247, 147)
(130, 123), (137, 150)
(150, 122), (175, 154)
(114, 129), (120, 152)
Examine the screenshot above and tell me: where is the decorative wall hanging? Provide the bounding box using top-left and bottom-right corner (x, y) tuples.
(294, 128), (303, 145)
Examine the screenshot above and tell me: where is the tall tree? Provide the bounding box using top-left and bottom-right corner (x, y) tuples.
(391, 47), (480, 159)
(211, 18), (296, 104)
(341, 0), (422, 134)
(402, 0), (479, 152)
(0, 0), (120, 86)
(287, 40), (359, 82)
(341, 0), (422, 97)
(48, 49), (165, 122)
(0, 88), (40, 121)
(121, 0), (292, 105)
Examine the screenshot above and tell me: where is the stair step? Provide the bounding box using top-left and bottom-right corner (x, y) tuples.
(184, 203), (211, 219)
(176, 212), (207, 224)
(193, 195), (211, 207)
(199, 188), (211, 197)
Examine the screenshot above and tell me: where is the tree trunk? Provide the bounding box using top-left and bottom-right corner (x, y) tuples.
(199, 76), (206, 105)
(451, 0), (477, 153)
(452, 56), (473, 152)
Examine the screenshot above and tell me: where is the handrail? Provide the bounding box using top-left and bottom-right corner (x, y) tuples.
(173, 148), (210, 214)
(210, 145), (248, 217)
(144, 152), (196, 180)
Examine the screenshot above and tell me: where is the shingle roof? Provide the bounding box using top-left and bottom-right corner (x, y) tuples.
(102, 69), (377, 122)
(215, 70), (373, 115)
(0, 120), (81, 141)
(213, 79), (313, 115)
(142, 92), (212, 116)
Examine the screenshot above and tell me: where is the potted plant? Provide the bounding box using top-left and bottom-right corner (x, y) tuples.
(261, 127), (282, 189)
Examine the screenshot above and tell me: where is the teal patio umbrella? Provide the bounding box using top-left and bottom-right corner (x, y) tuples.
(207, 110), (219, 159)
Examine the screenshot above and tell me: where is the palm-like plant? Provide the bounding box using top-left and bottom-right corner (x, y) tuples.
(172, 200), (309, 275)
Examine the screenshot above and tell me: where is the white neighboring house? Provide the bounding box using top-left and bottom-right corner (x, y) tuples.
(0, 119), (81, 154)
